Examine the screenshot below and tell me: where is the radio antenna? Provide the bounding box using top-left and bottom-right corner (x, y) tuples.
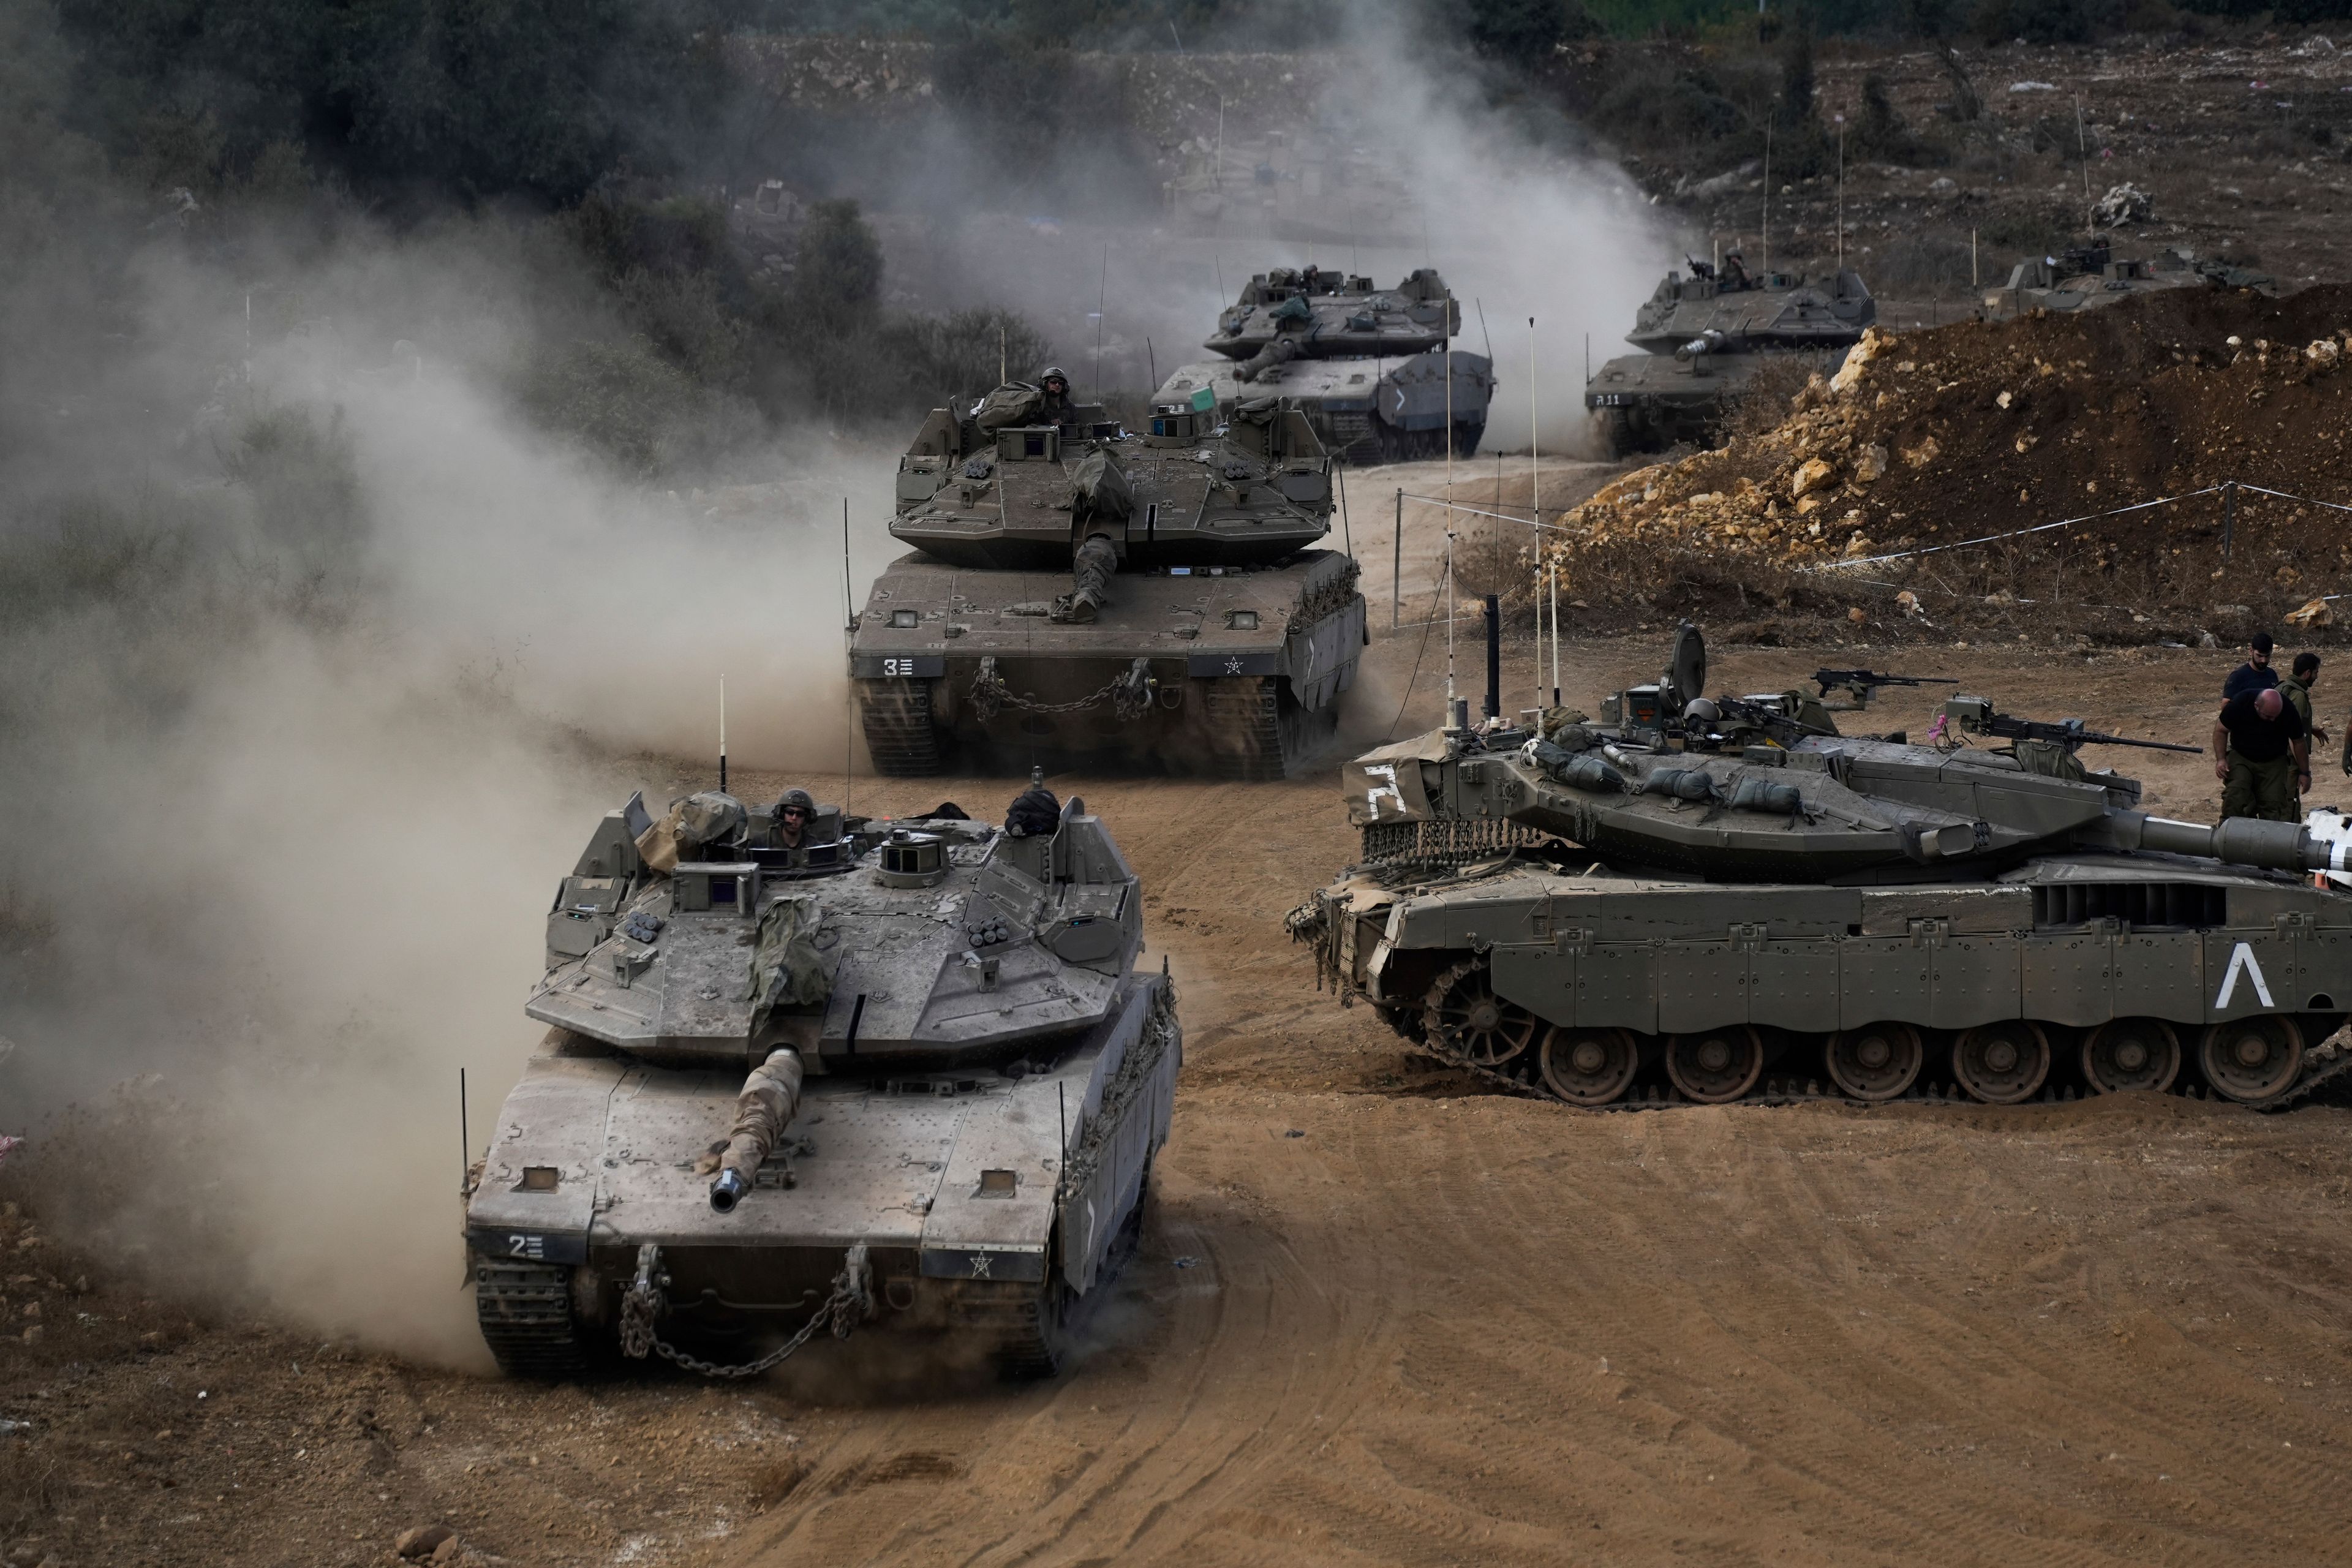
(458, 1068), (470, 1199)
(718, 674), (728, 794)
(842, 499), (855, 817)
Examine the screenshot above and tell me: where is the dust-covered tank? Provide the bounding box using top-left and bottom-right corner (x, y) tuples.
(853, 382), (1365, 780)
(1291, 623), (2352, 1112)
(1585, 260), (1875, 455)
(466, 779), (1180, 1380)
(1975, 241), (2274, 322)
(1151, 266), (1494, 462)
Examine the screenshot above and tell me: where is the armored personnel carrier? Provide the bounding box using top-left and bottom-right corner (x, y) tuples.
(1293, 624), (2352, 1111)
(466, 780), (1180, 1380)
(1975, 242), (2274, 322)
(1585, 262), (1874, 456)
(853, 385), (1365, 780)
(1151, 266), (1494, 462)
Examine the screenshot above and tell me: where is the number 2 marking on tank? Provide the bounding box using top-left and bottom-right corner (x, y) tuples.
(1366, 763), (1403, 820)
(507, 1234), (548, 1260)
(2214, 942), (2274, 1010)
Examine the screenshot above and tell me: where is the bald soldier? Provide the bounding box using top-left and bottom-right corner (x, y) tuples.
(2213, 684), (2308, 823)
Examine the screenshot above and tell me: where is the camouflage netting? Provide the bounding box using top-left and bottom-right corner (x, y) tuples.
(717, 1048), (805, 1186)
(747, 894), (830, 1034)
(1545, 284), (2352, 641)
(635, 791), (747, 874)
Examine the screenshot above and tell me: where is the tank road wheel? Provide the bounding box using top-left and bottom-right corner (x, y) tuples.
(1950, 1021), (2053, 1105)
(858, 677), (944, 777)
(1422, 960), (1542, 1068)
(1664, 1025), (1765, 1104)
(473, 1258), (589, 1379)
(2082, 1018), (2182, 1095)
(1825, 1022), (1923, 1102)
(2198, 1015), (2305, 1106)
(1537, 1026), (1639, 1106)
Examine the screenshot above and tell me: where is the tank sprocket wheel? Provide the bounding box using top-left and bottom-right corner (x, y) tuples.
(2198, 1014), (2305, 1106)
(1537, 1025), (1640, 1106)
(2082, 1017), (2182, 1095)
(1664, 1025), (1765, 1104)
(1422, 960), (1542, 1067)
(1825, 1022), (1923, 1102)
(1951, 1020), (2052, 1105)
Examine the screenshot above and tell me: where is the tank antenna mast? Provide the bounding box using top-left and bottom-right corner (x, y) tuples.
(719, 674), (728, 795)
(842, 498), (855, 816)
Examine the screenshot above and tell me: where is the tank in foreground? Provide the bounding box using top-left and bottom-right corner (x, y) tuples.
(1292, 624), (2352, 1111)
(466, 782), (1179, 1380)
(854, 391), (1365, 780)
(1152, 266), (1493, 462)
(1585, 262), (1874, 455)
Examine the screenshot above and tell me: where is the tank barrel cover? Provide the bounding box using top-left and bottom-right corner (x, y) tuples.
(1945, 696), (2203, 753)
(710, 1047), (805, 1213)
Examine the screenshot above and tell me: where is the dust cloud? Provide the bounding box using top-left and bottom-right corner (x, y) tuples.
(0, 219), (895, 1364)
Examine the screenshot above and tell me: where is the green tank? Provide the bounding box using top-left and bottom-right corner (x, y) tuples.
(1151, 266), (1494, 462)
(1585, 261), (1874, 456)
(1975, 241), (2274, 322)
(465, 780), (1179, 1380)
(1291, 624), (2352, 1110)
(853, 387), (1365, 780)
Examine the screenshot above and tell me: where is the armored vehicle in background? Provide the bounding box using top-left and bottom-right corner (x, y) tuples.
(1585, 262), (1874, 455)
(854, 386), (1365, 780)
(1152, 266), (1494, 462)
(467, 781), (1179, 1380)
(1975, 242), (2274, 322)
(1293, 624), (2352, 1112)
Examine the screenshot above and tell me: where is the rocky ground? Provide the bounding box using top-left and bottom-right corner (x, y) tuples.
(8, 626), (2352, 1568)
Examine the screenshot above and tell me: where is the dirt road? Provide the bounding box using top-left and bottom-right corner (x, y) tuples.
(10, 632), (2352, 1568)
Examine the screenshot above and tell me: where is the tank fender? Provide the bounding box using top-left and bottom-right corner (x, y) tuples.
(1283, 594), (1366, 710)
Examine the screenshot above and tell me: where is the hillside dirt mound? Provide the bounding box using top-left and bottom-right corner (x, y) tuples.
(1554, 284), (2352, 645)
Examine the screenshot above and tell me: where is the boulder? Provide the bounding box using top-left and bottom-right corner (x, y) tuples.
(396, 1526), (457, 1559)
(1790, 458), (1837, 499)
(1852, 443), (1889, 483)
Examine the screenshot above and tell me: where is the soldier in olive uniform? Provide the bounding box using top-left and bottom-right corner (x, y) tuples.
(2214, 685), (2308, 822)
(1033, 367), (1079, 432)
(2283, 653), (2324, 809)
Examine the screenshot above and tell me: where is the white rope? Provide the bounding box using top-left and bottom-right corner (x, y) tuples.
(1813, 486), (2226, 571)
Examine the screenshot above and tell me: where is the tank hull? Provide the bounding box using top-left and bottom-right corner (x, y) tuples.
(1155, 352), (1493, 464)
(1585, 349), (1836, 455)
(1300, 854), (2350, 1111)
(469, 973), (1178, 1378)
(851, 550), (1365, 778)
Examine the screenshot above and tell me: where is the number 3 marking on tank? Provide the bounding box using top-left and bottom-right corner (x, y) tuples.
(1366, 764), (1403, 820)
(507, 1234), (547, 1260)
(2214, 942), (2274, 1009)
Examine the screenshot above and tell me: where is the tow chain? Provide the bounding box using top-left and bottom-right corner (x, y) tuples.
(1406, 977), (2352, 1115)
(620, 1242), (872, 1379)
(970, 658), (1156, 720)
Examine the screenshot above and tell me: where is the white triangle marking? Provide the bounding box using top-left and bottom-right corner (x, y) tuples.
(2215, 941), (2275, 1010)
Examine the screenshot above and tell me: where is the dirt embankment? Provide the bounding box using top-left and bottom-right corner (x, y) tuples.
(1555, 284), (2352, 643)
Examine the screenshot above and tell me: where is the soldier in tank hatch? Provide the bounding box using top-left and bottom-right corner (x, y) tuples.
(772, 788), (816, 848)
(2214, 684), (2307, 823)
(1035, 367), (1079, 431)
(2223, 631), (2278, 700)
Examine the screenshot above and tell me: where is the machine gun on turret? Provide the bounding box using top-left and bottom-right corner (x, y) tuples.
(1814, 668), (1959, 709)
(1942, 696), (2203, 754)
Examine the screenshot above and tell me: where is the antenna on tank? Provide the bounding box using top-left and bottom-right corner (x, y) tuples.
(718, 674), (728, 794)
(458, 1068), (470, 1199)
(1762, 114), (1773, 273)
(842, 499), (855, 816)
(1093, 246), (1108, 399)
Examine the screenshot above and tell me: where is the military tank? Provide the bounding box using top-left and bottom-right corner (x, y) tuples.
(853, 383), (1366, 780)
(1975, 241), (2274, 322)
(1292, 624), (2352, 1111)
(1585, 261), (1875, 456)
(1151, 266), (1494, 462)
(465, 779), (1180, 1380)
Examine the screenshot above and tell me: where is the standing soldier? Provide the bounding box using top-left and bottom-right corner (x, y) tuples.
(2222, 631), (2278, 700)
(2283, 652), (2324, 810)
(2212, 685), (2308, 823)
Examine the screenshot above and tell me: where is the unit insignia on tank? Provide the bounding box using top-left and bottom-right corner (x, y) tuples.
(466, 778), (1179, 1380)
(1291, 624), (2352, 1111)
(853, 376), (1366, 780)
(1585, 260), (1874, 456)
(1151, 266), (1494, 462)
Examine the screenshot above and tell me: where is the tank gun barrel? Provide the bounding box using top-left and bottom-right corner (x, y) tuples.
(2092, 813), (2334, 874)
(709, 1048), (804, 1213)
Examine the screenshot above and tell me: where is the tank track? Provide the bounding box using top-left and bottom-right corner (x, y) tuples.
(1394, 1001), (2352, 1115)
(1202, 676), (1340, 782)
(473, 1257), (589, 1378)
(859, 677), (944, 776)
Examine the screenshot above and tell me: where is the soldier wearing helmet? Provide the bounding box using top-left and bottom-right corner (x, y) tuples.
(772, 788), (818, 850)
(1035, 366), (1079, 432)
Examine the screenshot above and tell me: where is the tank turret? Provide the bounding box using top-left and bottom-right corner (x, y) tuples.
(1295, 624), (2352, 1110)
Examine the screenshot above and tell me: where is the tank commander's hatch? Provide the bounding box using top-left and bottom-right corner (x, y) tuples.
(1664, 621), (1706, 717)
